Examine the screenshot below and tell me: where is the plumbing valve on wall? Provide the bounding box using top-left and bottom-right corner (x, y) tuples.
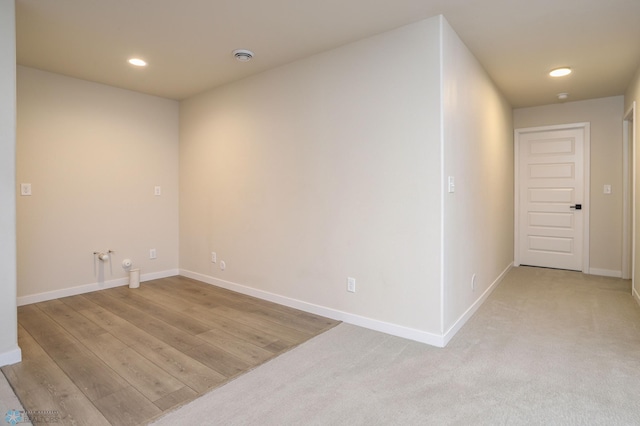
(92, 250), (140, 288)
(94, 250), (114, 262)
(93, 249), (115, 283)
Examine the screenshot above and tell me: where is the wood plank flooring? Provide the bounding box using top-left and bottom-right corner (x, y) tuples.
(1, 276), (339, 425)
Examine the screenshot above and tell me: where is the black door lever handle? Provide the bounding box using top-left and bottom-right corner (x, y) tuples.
(570, 204), (582, 210)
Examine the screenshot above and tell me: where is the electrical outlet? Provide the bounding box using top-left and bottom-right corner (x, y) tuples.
(220, 260), (226, 271)
(347, 277), (356, 293)
(211, 252), (217, 263)
(20, 183), (32, 196)
(154, 186), (162, 196)
(150, 248), (157, 259)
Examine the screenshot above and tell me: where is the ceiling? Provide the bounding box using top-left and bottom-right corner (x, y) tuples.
(16, 0), (640, 108)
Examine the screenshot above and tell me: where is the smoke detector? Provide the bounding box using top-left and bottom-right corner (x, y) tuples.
(233, 49), (254, 62)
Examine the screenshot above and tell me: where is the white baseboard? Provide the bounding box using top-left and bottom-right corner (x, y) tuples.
(140, 269), (180, 281)
(180, 269), (446, 347)
(17, 269), (179, 306)
(588, 268), (622, 278)
(441, 262), (513, 347)
(0, 346), (22, 367)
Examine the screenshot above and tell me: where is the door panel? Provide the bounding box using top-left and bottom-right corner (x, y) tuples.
(517, 126), (586, 271)
(529, 163), (574, 178)
(528, 212), (573, 228)
(528, 236), (573, 253)
(528, 188), (574, 203)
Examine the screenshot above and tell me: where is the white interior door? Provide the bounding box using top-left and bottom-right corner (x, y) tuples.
(516, 124), (589, 271)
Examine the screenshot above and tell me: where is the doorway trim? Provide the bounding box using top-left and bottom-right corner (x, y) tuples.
(623, 102), (635, 280)
(514, 122), (591, 272)
(624, 102), (638, 301)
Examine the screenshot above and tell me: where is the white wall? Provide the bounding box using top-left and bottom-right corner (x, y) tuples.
(180, 18), (444, 339)
(441, 18), (514, 335)
(180, 16), (515, 345)
(0, 0), (21, 367)
(513, 96), (625, 277)
(16, 67), (180, 303)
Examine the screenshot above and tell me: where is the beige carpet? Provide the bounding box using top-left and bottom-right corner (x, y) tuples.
(152, 266), (640, 425)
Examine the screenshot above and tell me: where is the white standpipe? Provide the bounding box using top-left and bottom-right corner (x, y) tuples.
(122, 258), (139, 289)
(129, 268), (140, 289)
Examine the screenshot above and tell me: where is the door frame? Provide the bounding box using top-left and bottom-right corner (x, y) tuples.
(624, 102), (638, 301)
(514, 122), (591, 272)
(622, 102), (635, 280)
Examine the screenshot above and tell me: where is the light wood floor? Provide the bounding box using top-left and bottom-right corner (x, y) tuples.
(1, 276), (339, 425)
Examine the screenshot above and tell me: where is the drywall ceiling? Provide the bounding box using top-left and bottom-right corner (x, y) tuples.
(16, 0), (640, 107)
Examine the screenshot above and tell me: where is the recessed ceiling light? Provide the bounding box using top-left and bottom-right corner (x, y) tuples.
(232, 49), (254, 62)
(549, 67), (571, 77)
(128, 58), (147, 67)
(557, 92), (569, 100)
